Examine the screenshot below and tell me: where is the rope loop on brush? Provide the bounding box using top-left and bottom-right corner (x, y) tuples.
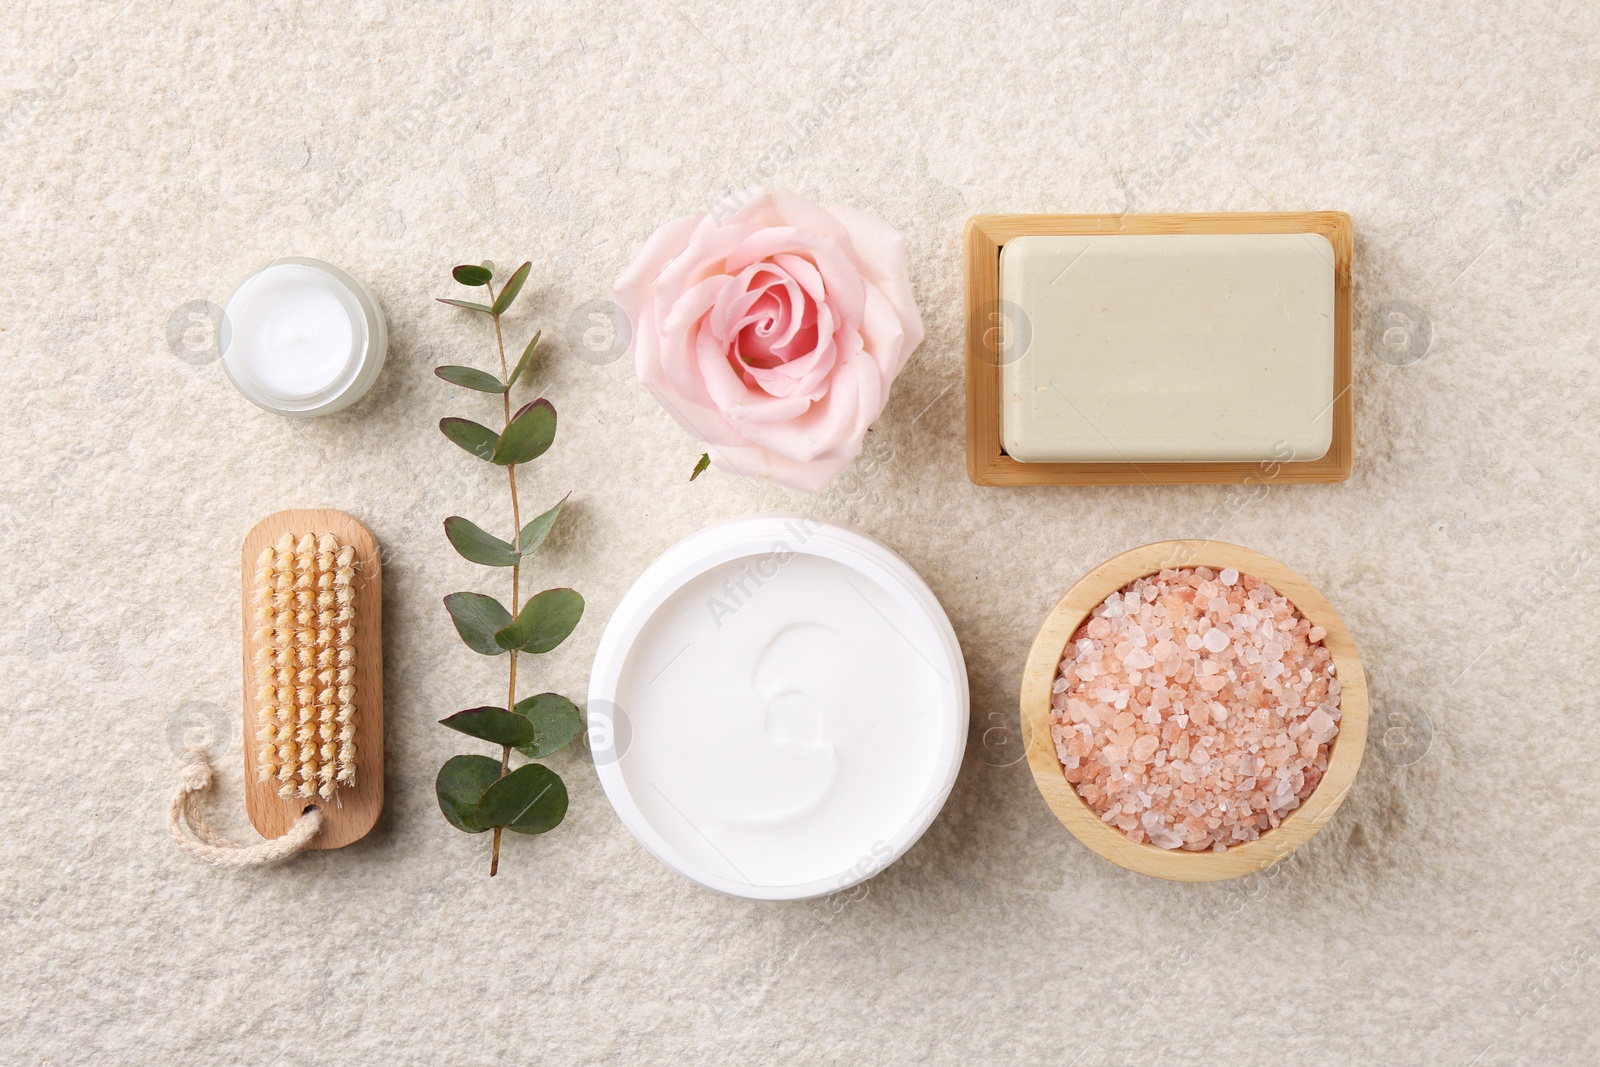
(168, 744), (322, 866)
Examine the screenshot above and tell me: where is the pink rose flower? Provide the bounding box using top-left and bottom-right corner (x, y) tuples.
(615, 187), (924, 493)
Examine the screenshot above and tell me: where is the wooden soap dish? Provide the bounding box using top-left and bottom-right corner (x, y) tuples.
(964, 212), (1353, 486)
(240, 509), (383, 850)
(1021, 540), (1367, 882)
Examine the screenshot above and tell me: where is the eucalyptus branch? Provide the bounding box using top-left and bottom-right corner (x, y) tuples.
(432, 260), (585, 877)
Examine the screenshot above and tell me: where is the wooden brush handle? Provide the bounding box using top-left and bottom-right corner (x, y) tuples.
(241, 509), (383, 849)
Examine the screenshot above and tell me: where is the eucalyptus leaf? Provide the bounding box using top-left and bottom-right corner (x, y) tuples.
(435, 365), (506, 393)
(452, 264), (493, 287)
(507, 330), (541, 388)
(690, 453), (711, 481)
(492, 261), (532, 316)
(440, 706), (536, 747)
(494, 587), (584, 654)
(512, 693), (582, 759)
(444, 516), (520, 567)
(439, 417), (499, 461)
(437, 297), (495, 314)
(444, 592), (512, 656)
(491, 398), (557, 466)
(475, 762), (568, 835)
(517, 493), (567, 553)
(436, 754), (502, 833)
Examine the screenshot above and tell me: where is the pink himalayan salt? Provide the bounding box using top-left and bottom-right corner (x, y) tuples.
(1048, 566), (1340, 852)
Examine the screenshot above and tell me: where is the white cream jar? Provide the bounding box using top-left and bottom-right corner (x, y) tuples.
(220, 257), (386, 417)
(588, 517), (968, 900)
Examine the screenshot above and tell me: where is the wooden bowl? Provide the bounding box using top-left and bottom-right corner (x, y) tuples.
(1021, 540), (1367, 881)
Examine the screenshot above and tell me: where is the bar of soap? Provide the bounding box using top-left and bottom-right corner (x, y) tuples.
(999, 233), (1335, 463)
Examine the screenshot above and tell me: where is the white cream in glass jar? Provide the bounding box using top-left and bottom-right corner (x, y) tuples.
(220, 257), (386, 417)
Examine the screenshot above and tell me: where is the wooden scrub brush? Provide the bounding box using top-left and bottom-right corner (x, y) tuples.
(169, 509), (382, 864)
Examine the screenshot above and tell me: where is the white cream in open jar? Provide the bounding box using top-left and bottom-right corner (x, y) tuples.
(220, 258), (386, 417)
(588, 517), (968, 900)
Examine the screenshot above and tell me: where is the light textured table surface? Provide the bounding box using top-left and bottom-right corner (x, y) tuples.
(4, 1), (1598, 1063)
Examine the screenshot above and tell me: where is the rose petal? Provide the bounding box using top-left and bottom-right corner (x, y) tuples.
(615, 213), (702, 316)
(830, 201), (923, 352)
(772, 252), (825, 303)
(856, 285), (910, 391)
(654, 274), (728, 408)
(709, 440), (853, 494)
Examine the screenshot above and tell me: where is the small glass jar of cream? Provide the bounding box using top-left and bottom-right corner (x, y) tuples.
(219, 257), (387, 417)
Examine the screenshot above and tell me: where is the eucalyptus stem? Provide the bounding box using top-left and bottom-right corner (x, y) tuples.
(485, 278), (521, 879)
(434, 259), (584, 878)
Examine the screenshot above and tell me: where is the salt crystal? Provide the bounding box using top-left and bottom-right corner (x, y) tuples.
(1202, 627), (1230, 653)
(1220, 568), (1239, 585)
(1149, 828), (1183, 849)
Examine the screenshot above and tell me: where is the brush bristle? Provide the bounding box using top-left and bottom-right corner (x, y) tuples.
(253, 531), (358, 798)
